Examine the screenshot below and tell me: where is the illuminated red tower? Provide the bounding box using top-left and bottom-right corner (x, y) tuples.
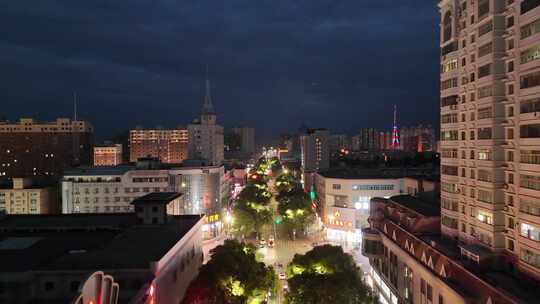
(391, 104), (400, 150)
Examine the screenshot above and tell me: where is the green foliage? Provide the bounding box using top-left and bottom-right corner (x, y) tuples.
(232, 183), (273, 237)
(277, 187), (315, 236)
(275, 172), (298, 194)
(183, 240), (275, 304)
(285, 245), (375, 304)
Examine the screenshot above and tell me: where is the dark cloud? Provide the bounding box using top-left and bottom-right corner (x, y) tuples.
(0, 0), (440, 139)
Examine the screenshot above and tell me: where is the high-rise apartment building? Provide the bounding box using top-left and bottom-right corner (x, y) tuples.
(439, 0), (540, 287)
(94, 144), (123, 166)
(231, 127), (255, 155)
(329, 134), (350, 154)
(300, 129), (330, 191)
(0, 118), (94, 182)
(300, 128), (330, 172)
(401, 125), (436, 152)
(358, 128), (379, 150)
(188, 78), (224, 166)
(129, 128), (188, 163)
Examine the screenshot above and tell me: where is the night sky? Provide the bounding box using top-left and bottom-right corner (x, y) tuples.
(0, 1), (440, 140)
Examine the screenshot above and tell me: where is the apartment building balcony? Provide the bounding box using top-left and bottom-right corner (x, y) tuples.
(519, 112), (540, 123)
(519, 235), (540, 254)
(441, 104), (460, 115)
(476, 159), (504, 169)
(519, 212), (540, 229)
(520, 137), (540, 147)
(474, 138), (506, 148)
(501, 118), (515, 127)
(519, 186), (540, 199)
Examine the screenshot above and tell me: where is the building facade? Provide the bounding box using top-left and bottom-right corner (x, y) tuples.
(300, 129), (330, 192)
(61, 164), (226, 216)
(0, 178), (54, 214)
(94, 144), (123, 166)
(364, 193), (540, 304)
(439, 0), (540, 282)
(231, 126), (255, 155)
(129, 128), (188, 164)
(300, 129), (330, 172)
(0, 118), (94, 182)
(400, 125), (436, 152)
(315, 172), (404, 243)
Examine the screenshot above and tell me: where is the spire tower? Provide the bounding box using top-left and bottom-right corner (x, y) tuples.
(202, 65), (215, 115)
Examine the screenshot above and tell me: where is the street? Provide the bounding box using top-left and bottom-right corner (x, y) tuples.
(258, 238), (313, 304)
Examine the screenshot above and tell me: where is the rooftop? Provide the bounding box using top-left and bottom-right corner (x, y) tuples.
(0, 213), (202, 272)
(389, 193), (440, 217)
(131, 192), (182, 205)
(318, 168), (409, 179)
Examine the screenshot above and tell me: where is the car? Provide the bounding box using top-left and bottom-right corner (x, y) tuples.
(268, 237), (275, 247)
(282, 284), (289, 293)
(278, 272), (286, 280)
(277, 263), (283, 268)
(259, 238), (266, 246)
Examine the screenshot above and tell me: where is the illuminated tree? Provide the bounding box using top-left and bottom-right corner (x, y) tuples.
(232, 183), (272, 238)
(277, 187), (315, 238)
(183, 240), (275, 304)
(285, 245), (375, 304)
(275, 172), (298, 194)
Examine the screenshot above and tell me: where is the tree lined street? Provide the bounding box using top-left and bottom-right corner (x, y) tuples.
(185, 156), (373, 303)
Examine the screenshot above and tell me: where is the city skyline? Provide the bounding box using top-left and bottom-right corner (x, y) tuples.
(0, 1), (440, 138)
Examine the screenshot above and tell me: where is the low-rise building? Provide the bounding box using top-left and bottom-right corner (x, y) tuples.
(0, 194), (204, 304)
(315, 170), (405, 243)
(61, 161), (227, 238)
(0, 178), (55, 214)
(363, 193), (540, 304)
(93, 144), (123, 166)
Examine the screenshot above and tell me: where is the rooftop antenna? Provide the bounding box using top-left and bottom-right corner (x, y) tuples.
(73, 91), (78, 121)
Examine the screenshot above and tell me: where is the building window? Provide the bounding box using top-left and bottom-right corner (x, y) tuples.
(521, 0), (540, 14)
(478, 20), (493, 36)
(443, 11), (453, 42)
(478, 128), (492, 139)
(332, 184), (341, 190)
(478, 42), (493, 57)
(439, 294), (444, 304)
(478, 189), (493, 203)
(508, 217), (515, 229)
(521, 223), (540, 241)
(478, 0), (490, 19)
(478, 107), (492, 119)
(521, 249), (540, 269)
(521, 18), (540, 39)
(520, 97), (540, 113)
(478, 85), (493, 99)
(478, 63), (491, 78)
(477, 210), (493, 225)
(478, 149), (492, 160)
(521, 71), (540, 89)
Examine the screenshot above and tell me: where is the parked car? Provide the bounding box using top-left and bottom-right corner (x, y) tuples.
(278, 272), (286, 280)
(268, 237), (275, 247)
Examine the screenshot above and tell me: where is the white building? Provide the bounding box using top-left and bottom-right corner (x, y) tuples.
(0, 178), (54, 214)
(61, 162), (227, 228)
(188, 78), (224, 166)
(315, 171), (405, 243)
